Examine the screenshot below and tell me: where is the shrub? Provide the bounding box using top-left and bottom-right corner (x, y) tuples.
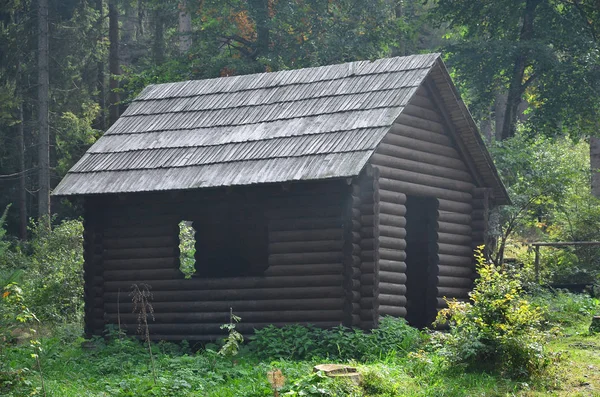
(529, 289), (600, 327)
(434, 247), (556, 379)
(249, 317), (422, 362)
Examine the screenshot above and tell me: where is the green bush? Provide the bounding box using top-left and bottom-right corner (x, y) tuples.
(529, 289), (600, 327)
(434, 248), (557, 380)
(249, 317), (422, 362)
(0, 216), (84, 324)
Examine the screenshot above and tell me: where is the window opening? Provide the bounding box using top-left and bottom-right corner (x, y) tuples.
(178, 220), (196, 279)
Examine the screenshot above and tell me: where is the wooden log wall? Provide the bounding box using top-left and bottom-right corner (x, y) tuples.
(472, 187), (493, 257)
(85, 182), (350, 340)
(355, 166), (380, 329)
(83, 197), (105, 337)
(370, 86), (476, 319)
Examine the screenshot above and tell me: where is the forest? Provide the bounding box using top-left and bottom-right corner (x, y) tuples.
(1, 0), (600, 396)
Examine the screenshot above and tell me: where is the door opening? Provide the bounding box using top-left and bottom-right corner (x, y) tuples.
(404, 196), (438, 328)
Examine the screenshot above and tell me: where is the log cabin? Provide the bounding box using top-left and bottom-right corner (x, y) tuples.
(53, 53), (509, 340)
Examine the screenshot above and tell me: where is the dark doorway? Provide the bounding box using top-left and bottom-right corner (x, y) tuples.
(404, 196), (439, 328)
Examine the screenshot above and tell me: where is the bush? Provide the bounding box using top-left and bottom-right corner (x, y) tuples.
(0, 216), (84, 324)
(249, 317), (422, 362)
(529, 289), (600, 327)
(434, 248), (557, 379)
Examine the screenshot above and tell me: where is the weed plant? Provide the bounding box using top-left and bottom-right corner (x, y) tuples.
(249, 316), (423, 362)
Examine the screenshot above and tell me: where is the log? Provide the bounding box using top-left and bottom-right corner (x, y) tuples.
(437, 211), (472, 225)
(379, 201), (406, 216)
(105, 297), (346, 313)
(395, 111), (444, 133)
(269, 229), (343, 243)
(437, 232), (472, 246)
(379, 237), (406, 251)
(379, 225), (406, 239)
(379, 305), (407, 317)
(437, 243), (474, 257)
(269, 252), (343, 265)
(104, 214), (177, 228)
(408, 92), (436, 110)
(437, 265), (473, 278)
(372, 153), (471, 183)
(437, 221), (471, 236)
(269, 240), (344, 254)
(437, 199), (472, 214)
(103, 269), (182, 282)
(436, 286), (470, 299)
(376, 165), (474, 192)
(379, 271), (407, 284)
(103, 226), (176, 239)
(379, 294), (406, 307)
(104, 274), (344, 292)
(102, 236), (177, 250)
(399, 104), (442, 124)
(269, 217), (342, 231)
(379, 282), (406, 295)
(105, 285), (345, 302)
(378, 189), (406, 205)
(437, 253), (473, 267)
(379, 214), (406, 228)
(381, 133), (458, 159)
(379, 248), (406, 262)
(379, 178), (472, 203)
(266, 206), (345, 219)
(115, 322), (342, 335)
(263, 264), (343, 277)
(107, 310), (345, 324)
(379, 260), (406, 273)
(437, 276), (472, 288)
(103, 257), (178, 271)
(103, 247), (176, 260)
(377, 143), (467, 171)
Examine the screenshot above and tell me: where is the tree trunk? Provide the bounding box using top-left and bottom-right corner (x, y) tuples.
(178, 1), (192, 53)
(499, 0), (540, 140)
(38, 0), (50, 222)
(95, 0), (106, 131)
(17, 100), (27, 240)
(108, 0), (120, 127)
(591, 136), (600, 198)
(152, 7), (165, 64)
(248, 0), (270, 57)
(391, 0), (405, 56)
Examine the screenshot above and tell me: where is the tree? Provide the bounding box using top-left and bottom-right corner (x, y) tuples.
(433, 0), (600, 140)
(108, 0), (120, 126)
(38, 0), (50, 223)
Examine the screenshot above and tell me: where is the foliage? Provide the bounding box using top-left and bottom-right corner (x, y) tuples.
(433, 0), (600, 139)
(218, 308), (244, 358)
(178, 221), (196, 278)
(250, 316), (423, 362)
(21, 219), (84, 323)
(529, 289), (600, 328)
(488, 132), (596, 270)
(281, 370), (361, 397)
(435, 247), (557, 379)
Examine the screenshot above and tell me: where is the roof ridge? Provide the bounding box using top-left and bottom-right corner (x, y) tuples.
(137, 53), (441, 101)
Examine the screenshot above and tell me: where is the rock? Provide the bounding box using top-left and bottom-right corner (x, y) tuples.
(313, 364), (362, 384)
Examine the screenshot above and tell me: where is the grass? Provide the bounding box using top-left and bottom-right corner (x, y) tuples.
(1, 292), (599, 397)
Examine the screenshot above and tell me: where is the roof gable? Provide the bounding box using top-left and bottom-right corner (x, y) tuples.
(52, 53), (508, 204)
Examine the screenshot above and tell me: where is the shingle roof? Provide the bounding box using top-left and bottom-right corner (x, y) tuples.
(53, 53), (509, 204)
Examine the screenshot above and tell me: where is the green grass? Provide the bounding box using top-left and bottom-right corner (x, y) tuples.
(2, 292), (599, 397)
